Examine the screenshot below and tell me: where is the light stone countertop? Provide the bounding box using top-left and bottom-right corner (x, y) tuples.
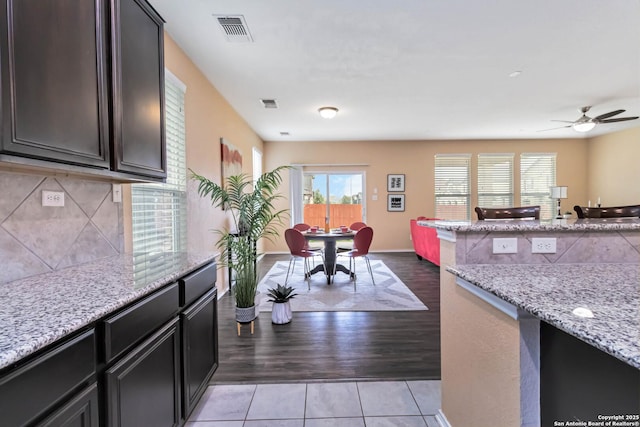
(446, 263), (640, 369)
(0, 252), (216, 370)
(419, 217), (640, 232)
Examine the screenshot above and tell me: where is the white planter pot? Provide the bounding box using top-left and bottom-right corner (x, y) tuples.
(271, 301), (292, 324)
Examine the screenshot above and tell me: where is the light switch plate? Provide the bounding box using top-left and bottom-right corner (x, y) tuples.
(112, 184), (122, 203)
(493, 237), (518, 254)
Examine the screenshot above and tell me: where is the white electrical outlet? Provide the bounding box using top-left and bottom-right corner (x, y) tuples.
(492, 237), (518, 254)
(532, 237), (557, 253)
(42, 190), (65, 207)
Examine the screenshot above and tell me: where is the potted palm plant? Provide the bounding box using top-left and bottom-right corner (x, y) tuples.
(267, 284), (298, 324)
(191, 166), (289, 324)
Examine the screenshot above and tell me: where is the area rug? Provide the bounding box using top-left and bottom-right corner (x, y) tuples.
(256, 260), (428, 312)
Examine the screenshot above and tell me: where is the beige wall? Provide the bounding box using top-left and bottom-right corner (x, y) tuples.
(163, 34), (264, 253)
(124, 33), (265, 293)
(587, 127), (640, 206)
(264, 138), (588, 253)
(439, 240), (523, 427)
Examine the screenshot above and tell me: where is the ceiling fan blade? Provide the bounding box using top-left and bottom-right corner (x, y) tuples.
(593, 109), (625, 121)
(537, 125), (572, 132)
(598, 116), (639, 123)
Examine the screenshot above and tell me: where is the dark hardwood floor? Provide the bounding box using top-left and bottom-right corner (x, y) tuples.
(211, 252), (441, 384)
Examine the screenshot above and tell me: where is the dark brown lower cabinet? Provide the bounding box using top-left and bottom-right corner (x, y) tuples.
(38, 384), (99, 427)
(0, 329), (96, 427)
(181, 289), (218, 418)
(105, 318), (181, 427)
(0, 262), (217, 427)
(540, 322), (640, 425)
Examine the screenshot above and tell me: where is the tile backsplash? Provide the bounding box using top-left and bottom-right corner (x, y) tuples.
(456, 230), (640, 265)
(0, 171), (123, 283)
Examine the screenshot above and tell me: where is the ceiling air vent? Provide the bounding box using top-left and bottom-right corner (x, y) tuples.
(215, 15), (253, 43)
(260, 99), (278, 109)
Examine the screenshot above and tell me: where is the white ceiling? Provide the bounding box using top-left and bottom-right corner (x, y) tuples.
(148, 0), (640, 142)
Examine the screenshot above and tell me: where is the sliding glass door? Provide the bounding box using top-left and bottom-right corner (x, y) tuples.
(303, 173), (364, 229)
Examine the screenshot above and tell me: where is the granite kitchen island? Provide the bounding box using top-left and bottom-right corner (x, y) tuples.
(421, 218), (640, 427)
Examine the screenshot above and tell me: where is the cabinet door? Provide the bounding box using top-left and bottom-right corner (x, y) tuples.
(181, 289), (218, 418)
(0, 0), (109, 168)
(105, 318), (181, 427)
(0, 329), (96, 427)
(37, 384), (99, 427)
(111, 0), (166, 180)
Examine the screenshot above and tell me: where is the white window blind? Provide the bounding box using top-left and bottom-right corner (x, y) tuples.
(477, 153), (514, 208)
(520, 153), (556, 220)
(131, 72), (187, 253)
(435, 154), (471, 220)
(252, 147), (262, 182)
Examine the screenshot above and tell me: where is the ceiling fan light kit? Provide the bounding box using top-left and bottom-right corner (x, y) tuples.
(542, 105), (639, 133)
(572, 122), (596, 132)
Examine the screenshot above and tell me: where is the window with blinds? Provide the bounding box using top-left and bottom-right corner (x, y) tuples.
(520, 153), (556, 220)
(131, 72), (187, 253)
(477, 153), (514, 208)
(435, 154), (471, 220)
(252, 147), (262, 182)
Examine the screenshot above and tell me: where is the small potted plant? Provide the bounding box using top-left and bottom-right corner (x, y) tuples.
(267, 284), (298, 324)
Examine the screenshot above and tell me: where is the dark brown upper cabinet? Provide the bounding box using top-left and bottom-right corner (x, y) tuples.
(111, 0), (166, 179)
(0, 0), (110, 168)
(0, 0), (166, 182)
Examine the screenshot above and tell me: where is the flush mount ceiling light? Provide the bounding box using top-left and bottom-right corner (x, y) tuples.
(572, 121), (596, 132)
(318, 106), (338, 119)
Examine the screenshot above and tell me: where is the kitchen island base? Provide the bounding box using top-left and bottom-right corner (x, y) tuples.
(541, 322), (640, 425)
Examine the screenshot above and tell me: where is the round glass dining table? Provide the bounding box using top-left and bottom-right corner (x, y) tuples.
(304, 230), (355, 284)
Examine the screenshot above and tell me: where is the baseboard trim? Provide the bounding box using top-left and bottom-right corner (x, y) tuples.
(435, 410), (452, 427)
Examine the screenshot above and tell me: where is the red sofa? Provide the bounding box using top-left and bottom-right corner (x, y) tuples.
(410, 217), (440, 266)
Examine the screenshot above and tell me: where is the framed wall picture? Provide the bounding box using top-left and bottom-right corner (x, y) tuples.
(387, 194), (405, 212)
(221, 137), (243, 184)
(387, 174), (405, 192)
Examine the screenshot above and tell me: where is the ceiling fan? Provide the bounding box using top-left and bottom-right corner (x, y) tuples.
(541, 106), (639, 133)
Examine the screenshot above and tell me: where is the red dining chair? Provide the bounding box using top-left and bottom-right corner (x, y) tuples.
(293, 223), (310, 232)
(349, 221), (367, 231)
(293, 222), (323, 259)
(337, 221), (367, 253)
(284, 228), (325, 289)
(336, 226), (374, 290)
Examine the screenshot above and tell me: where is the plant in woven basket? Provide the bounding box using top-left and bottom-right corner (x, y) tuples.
(266, 284), (298, 303)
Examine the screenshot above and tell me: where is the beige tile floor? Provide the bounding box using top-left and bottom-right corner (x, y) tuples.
(186, 380), (441, 427)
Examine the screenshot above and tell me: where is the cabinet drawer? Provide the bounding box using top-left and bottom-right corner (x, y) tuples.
(0, 329), (96, 427)
(179, 262), (216, 307)
(102, 282), (179, 363)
